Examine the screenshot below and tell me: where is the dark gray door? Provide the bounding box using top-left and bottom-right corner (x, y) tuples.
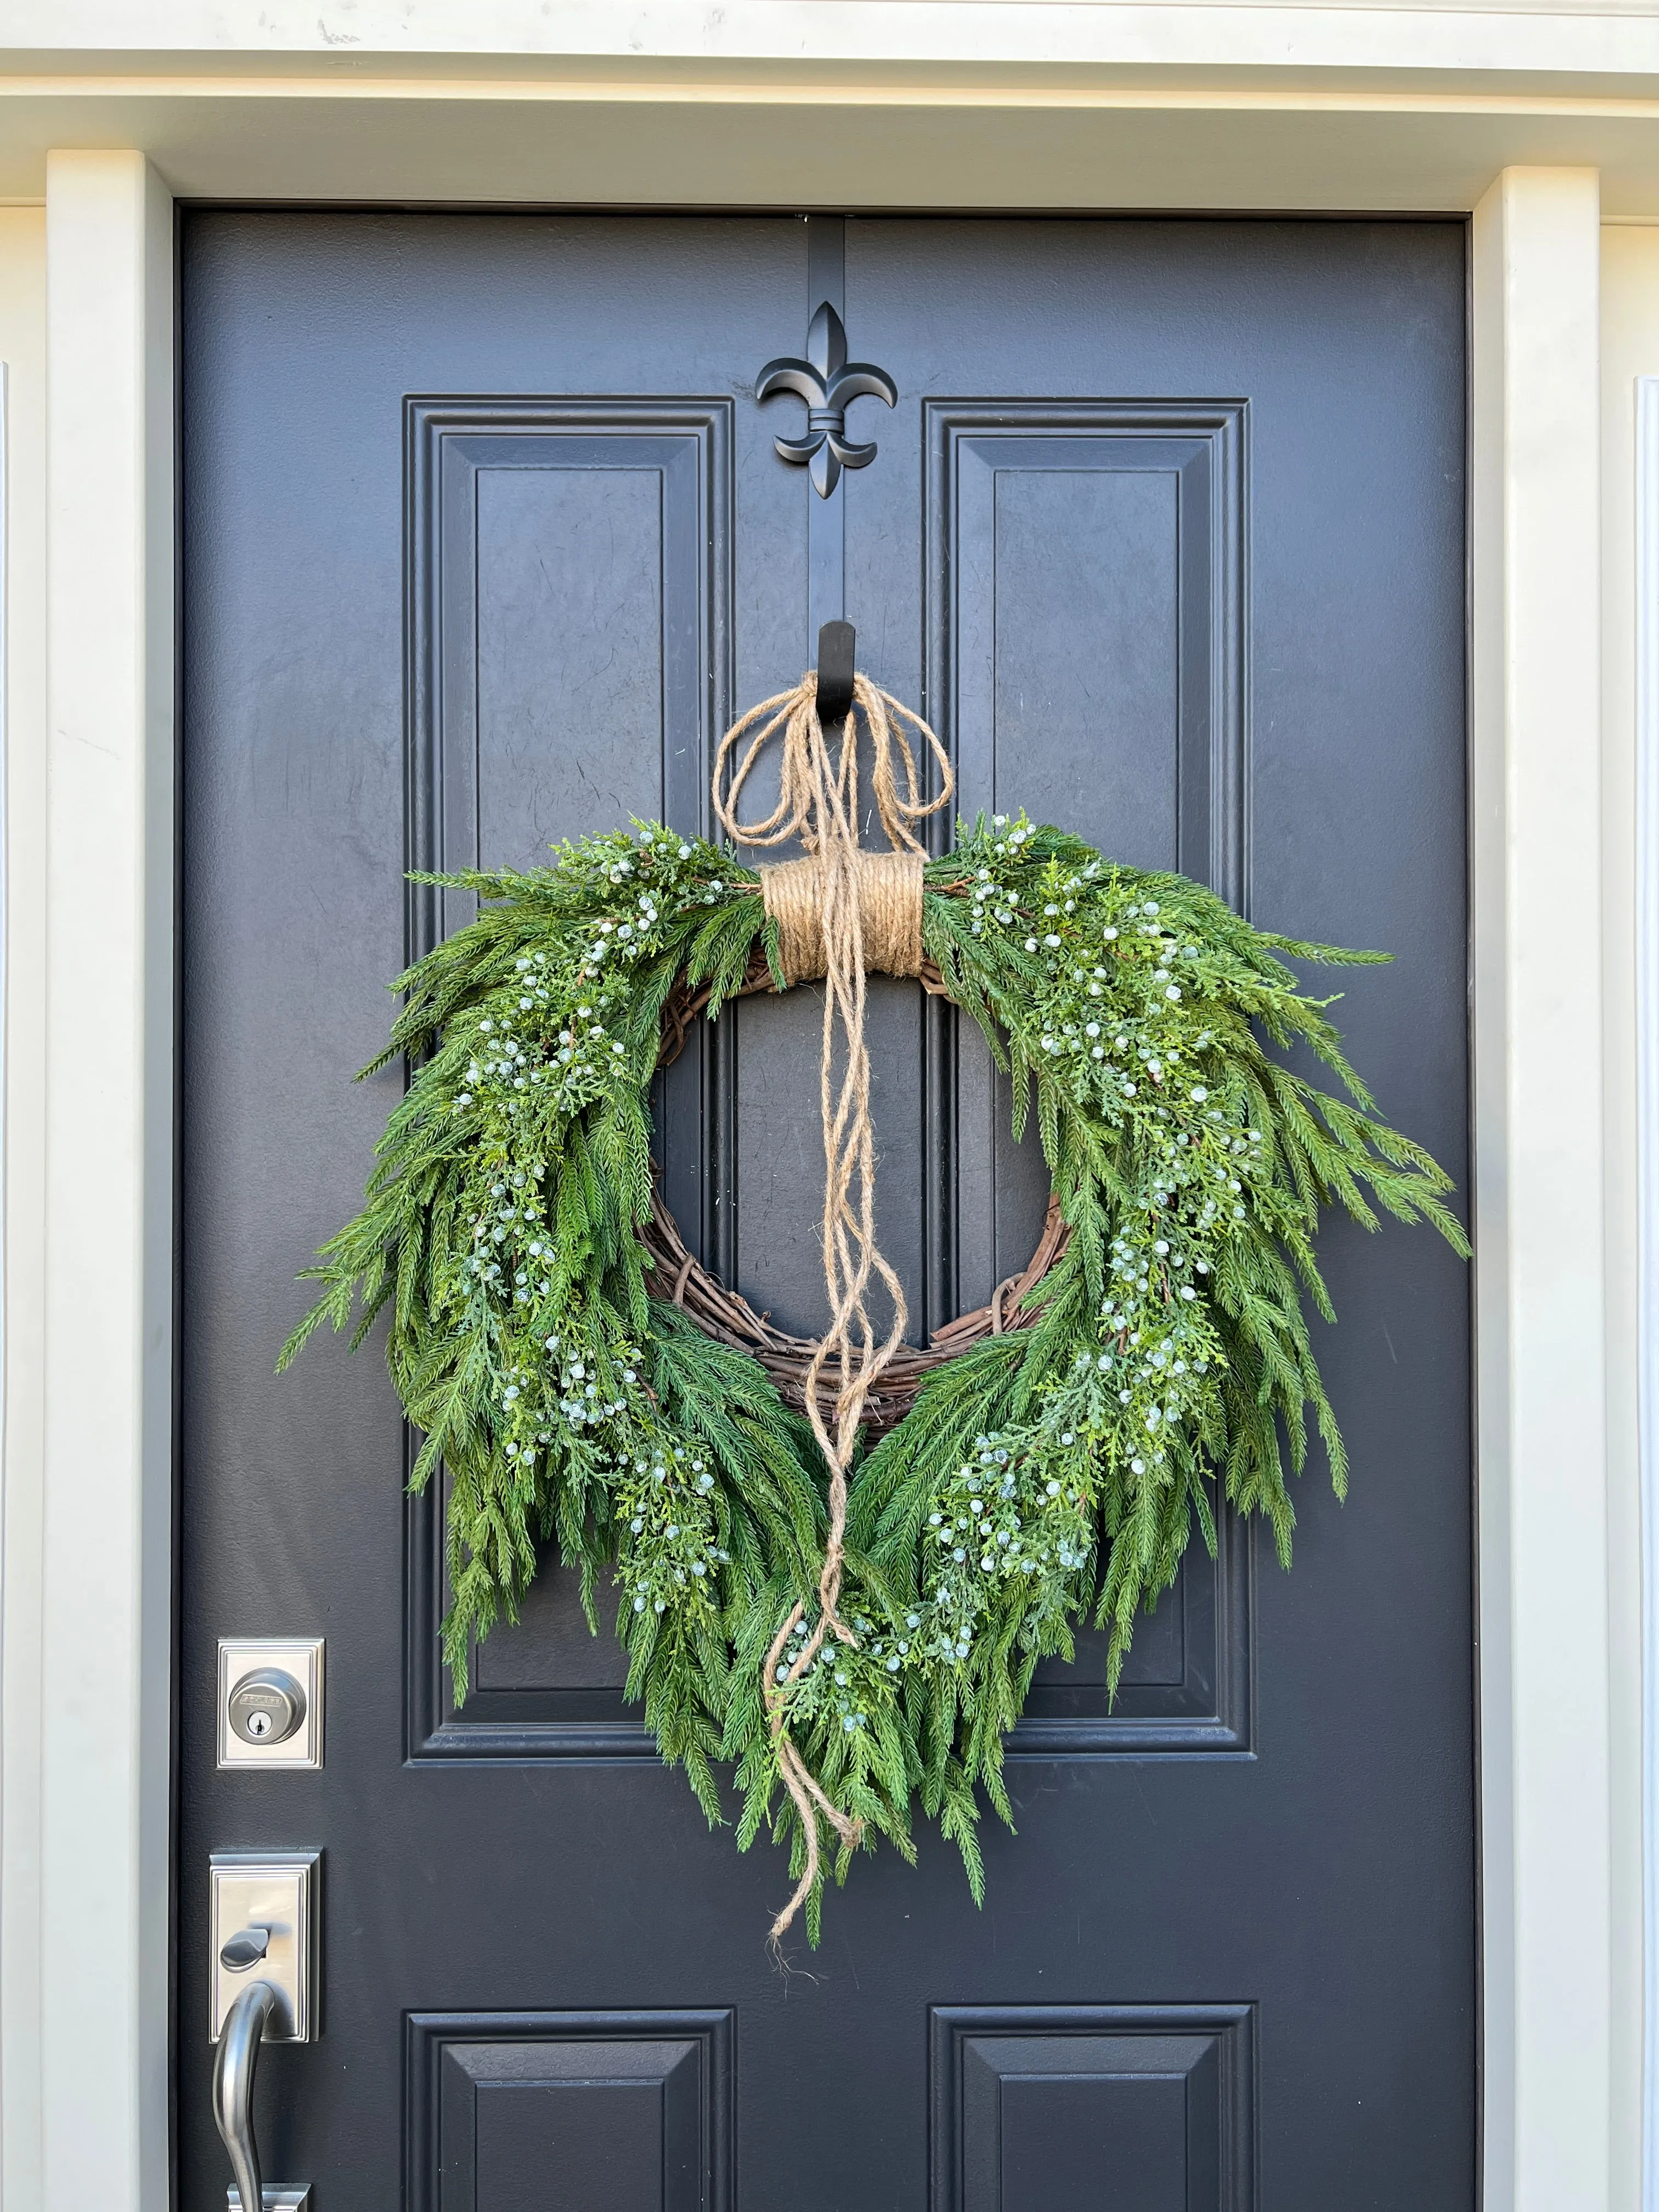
(178, 212), (1472, 2210)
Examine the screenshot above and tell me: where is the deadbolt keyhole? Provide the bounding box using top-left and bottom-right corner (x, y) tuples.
(227, 1668), (306, 1747)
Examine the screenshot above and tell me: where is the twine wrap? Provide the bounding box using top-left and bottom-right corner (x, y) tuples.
(712, 670), (952, 1943)
(761, 849), (925, 986)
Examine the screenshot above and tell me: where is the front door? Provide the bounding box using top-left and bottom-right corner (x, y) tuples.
(178, 212), (1472, 2209)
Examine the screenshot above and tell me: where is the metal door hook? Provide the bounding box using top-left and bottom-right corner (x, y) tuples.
(816, 620), (856, 732)
(212, 1978), (311, 2210)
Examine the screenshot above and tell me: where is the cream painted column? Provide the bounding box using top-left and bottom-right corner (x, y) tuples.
(0, 198), (49, 2212)
(1472, 166), (1612, 2212)
(1594, 224), (1659, 2212)
(41, 150), (174, 2212)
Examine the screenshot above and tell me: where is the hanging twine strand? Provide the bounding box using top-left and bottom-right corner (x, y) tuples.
(712, 670), (952, 1943)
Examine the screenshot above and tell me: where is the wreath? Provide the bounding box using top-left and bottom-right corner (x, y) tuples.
(283, 673), (1467, 1946)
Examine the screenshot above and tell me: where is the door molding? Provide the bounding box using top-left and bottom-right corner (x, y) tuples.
(13, 159), (1616, 2211)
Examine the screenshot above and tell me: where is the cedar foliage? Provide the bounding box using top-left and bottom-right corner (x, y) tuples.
(281, 813), (1467, 1934)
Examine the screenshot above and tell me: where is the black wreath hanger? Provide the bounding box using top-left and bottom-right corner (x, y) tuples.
(814, 619), (856, 733)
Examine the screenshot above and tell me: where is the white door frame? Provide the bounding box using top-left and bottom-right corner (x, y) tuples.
(9, 145), (1617, 2210)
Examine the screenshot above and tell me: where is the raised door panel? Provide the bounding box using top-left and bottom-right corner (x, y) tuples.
(405, 399), (736, 1752)
(409, 2011), (733, 2212)
(931, 2006), (1255, 2212)
(927, 403), (1249, 1753)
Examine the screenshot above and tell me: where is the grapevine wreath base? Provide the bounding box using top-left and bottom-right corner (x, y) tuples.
(645, 945), (1075, 1437)
(284, 672), (1466, 1945)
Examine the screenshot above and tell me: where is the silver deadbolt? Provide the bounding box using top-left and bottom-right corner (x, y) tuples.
(217, 1640), (324, 1768)
(228, 1668), (305, 1747)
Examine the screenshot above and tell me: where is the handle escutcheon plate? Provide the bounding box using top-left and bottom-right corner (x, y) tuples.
(208, 1850), (320, 2043)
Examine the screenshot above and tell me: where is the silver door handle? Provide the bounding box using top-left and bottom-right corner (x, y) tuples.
(211, 1977), (279, 2212)
(208, 1850), (318, 2208)
(211, 1977), (312, 2209)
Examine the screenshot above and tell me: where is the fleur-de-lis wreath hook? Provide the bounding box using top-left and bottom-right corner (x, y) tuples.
(757, 302), (898, 498)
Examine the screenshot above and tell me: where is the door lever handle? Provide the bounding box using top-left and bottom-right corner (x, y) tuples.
(211, 1978), (312, 2209)
(212, 1977), (279, 2211)
(209, 1982), (314, 2212)
(208, 1853), (317, 2209)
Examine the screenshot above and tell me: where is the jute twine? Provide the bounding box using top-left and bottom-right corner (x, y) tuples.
(762, 847), (926, 988)
(711, 669), (952, 1943)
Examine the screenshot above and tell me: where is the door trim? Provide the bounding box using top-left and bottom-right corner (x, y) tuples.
(15, 163), (1612, 2211)
(1469, 167), (1610, 2212)
(1633, 366), (1659, 2212)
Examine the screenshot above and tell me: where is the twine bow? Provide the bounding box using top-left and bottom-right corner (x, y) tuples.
(712, 670), (952, 1943)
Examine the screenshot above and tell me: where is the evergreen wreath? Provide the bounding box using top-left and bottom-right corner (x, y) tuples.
(283, 687), (1468, 1946)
